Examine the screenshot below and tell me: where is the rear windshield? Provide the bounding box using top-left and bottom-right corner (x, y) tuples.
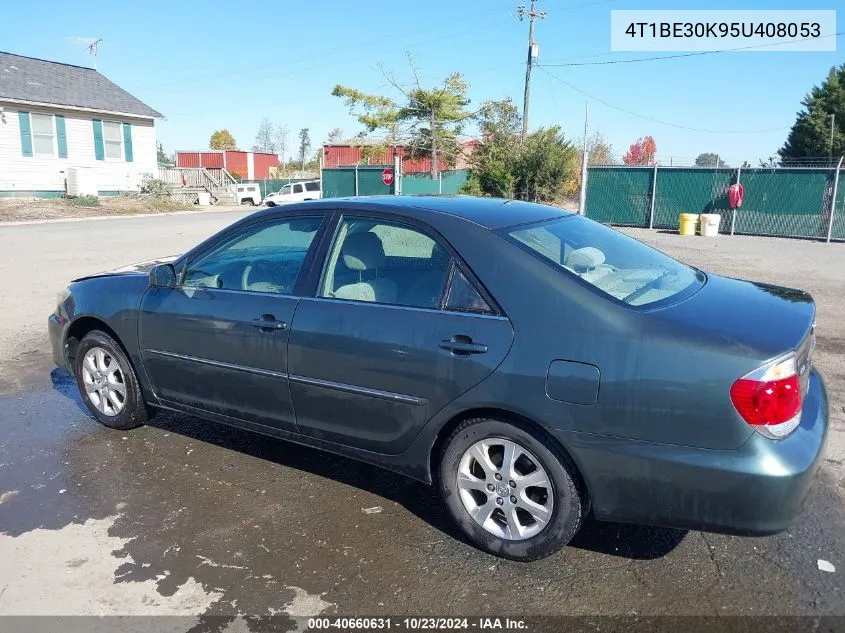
(506, 216), (702, 307)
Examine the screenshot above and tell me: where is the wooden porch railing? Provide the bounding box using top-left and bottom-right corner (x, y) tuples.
(157, 167), (239, 201)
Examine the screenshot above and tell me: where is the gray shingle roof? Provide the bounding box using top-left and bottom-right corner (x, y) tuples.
(0, 52), (162, 118)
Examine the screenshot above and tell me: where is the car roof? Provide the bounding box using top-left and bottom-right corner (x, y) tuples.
(326, 195), (573, 230)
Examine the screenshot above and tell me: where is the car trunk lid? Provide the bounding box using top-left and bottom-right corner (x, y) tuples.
(653, 273), (816, 364)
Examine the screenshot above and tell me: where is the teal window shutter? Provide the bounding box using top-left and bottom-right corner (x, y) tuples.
(55, 115), (68, 158)
(122, 123), (133, 162)
(18, 112), (33, 157)
(92, 119), (104, 160)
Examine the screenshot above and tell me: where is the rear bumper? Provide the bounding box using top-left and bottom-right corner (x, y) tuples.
(567, 369), (829, 535)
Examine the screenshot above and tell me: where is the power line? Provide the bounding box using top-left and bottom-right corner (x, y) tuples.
(539, 32), (844, 67)
(538, 66), (789, 134)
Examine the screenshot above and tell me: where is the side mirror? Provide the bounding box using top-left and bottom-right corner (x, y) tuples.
(149, 263), (177, 288)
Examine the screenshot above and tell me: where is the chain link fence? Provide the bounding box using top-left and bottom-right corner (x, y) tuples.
(584, 163), (845, 242)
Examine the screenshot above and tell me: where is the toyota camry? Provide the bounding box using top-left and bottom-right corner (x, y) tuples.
(48, 196), (828, 561)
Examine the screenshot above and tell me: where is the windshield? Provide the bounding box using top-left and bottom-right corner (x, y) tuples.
(506, 216), (702, 307)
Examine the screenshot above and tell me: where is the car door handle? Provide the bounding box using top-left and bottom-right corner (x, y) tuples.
(439, 337), (488, 356)
(252, 314), (287, 331)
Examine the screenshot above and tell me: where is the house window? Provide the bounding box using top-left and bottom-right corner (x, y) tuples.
(31, 113), (55, 156)
(103, 121), (123, 159)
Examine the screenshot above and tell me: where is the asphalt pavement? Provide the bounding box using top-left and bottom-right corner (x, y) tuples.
(0, 211), (843, 628)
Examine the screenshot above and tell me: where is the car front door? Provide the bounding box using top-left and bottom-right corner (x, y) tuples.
(138, 213), (326, 432)
(287, 215), (514, 453)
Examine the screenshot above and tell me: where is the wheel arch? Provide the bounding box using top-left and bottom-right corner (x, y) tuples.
(65, 316), (129, 371)
(428, 407), (591, 511)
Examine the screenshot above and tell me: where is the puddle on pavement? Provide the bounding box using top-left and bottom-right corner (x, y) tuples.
(0, 372), (843, 621)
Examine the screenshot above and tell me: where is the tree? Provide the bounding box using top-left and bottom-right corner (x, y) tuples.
(275, 125), (289, 166)
(298, 128), (311, 170)
(253, 118), (276, 153)
(209, 129), (237, 150)
(513, 127), (576, 202)
(562, 131), (614, 199)
(332, 58), (471, 177)
(156, 143), (171, 166)
(779, 63), (845, 160)
(462, 100), (576, 203)
(622, 136), (657, 165)
(695, 152), (727, 167)
(583, 132), (614, 166)
(463, 99), (522, 198)
(326, 128), (344, 144)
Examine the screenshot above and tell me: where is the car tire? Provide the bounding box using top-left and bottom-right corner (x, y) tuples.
(266, 202), (276, 207)
(439, 417), (583, 561)
(73, 330), (150, 431)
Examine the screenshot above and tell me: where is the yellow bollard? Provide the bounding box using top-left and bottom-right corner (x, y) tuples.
(678, 213), (699, 236)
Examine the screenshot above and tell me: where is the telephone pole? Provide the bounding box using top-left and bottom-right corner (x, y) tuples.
(830, 114), (836, 160)
(518, 1), (547, 141)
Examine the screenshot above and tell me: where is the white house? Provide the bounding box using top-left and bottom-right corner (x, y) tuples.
(0, 52), (162, 197)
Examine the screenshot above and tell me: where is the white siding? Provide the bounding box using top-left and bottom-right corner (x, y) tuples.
(0, 102), (157, 192)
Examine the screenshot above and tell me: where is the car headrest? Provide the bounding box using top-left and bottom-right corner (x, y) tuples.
(564, 247), (605, 271)
(342, 231), (386, 271)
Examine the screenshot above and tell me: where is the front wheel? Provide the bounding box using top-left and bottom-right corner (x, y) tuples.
(439, 418), (584, 561)
(73, 330), (150, 430)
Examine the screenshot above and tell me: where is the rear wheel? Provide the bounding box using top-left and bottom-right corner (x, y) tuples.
(73, 330), (150, 430)
(439, 417), (583, 561)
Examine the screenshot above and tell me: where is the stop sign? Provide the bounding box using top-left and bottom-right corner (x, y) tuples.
(381, 168), (394, 186)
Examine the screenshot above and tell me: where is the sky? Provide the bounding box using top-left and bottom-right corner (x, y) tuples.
(1, 0), (841, 166)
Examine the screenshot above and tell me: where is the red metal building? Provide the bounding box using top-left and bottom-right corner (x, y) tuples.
(322, 140), (478, 173)
(175, 150), (280, 180)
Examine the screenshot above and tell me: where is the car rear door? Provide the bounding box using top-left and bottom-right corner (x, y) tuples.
(287, 214), (514, 453)
(138, 213), (327, 432)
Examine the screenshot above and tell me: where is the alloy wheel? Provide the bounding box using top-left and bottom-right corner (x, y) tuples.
(81, 347), (127, 416)
(456, 437), (554, 540)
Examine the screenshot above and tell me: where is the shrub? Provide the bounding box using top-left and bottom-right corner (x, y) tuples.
(68, 195), (100, 207)
(140, 176), (172, 196)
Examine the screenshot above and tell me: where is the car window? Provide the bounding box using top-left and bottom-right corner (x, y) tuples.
(281, 185), (292, 194)
(305, 181), (320, 192)
(507, 215), (702, 307)
(293, 183), (304, 194)
(319, 218), (451, 309)
(445, 268), (493, 314)
(182, 216), (322, 295)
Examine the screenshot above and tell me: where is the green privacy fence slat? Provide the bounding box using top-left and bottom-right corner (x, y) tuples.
(733, 169), (831, 238)
(585, 165), (844, 240)
(322, 166), (394, 198)
(402, 170), (469, 195)
(652, 168), (734, 230)
(357, 168), (394, 196)
(585, 167), (652, 226)
(829, 169), (845, 240)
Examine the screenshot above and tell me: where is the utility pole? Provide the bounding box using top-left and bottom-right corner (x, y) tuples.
(830, 114), (836, 160)
(579, 102), (589, 215)
(430, 110), (438, 179)
(518, 1), (547, 141)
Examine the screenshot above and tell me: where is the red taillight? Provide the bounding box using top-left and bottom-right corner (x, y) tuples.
(730, 355), (803, 439)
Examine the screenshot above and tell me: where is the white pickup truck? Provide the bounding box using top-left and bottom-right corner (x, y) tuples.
(264, 180), (322, 206)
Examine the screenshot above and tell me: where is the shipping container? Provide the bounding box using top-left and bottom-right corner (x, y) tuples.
(175, 150), (280, 180)
(322, 141), (478, 173)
